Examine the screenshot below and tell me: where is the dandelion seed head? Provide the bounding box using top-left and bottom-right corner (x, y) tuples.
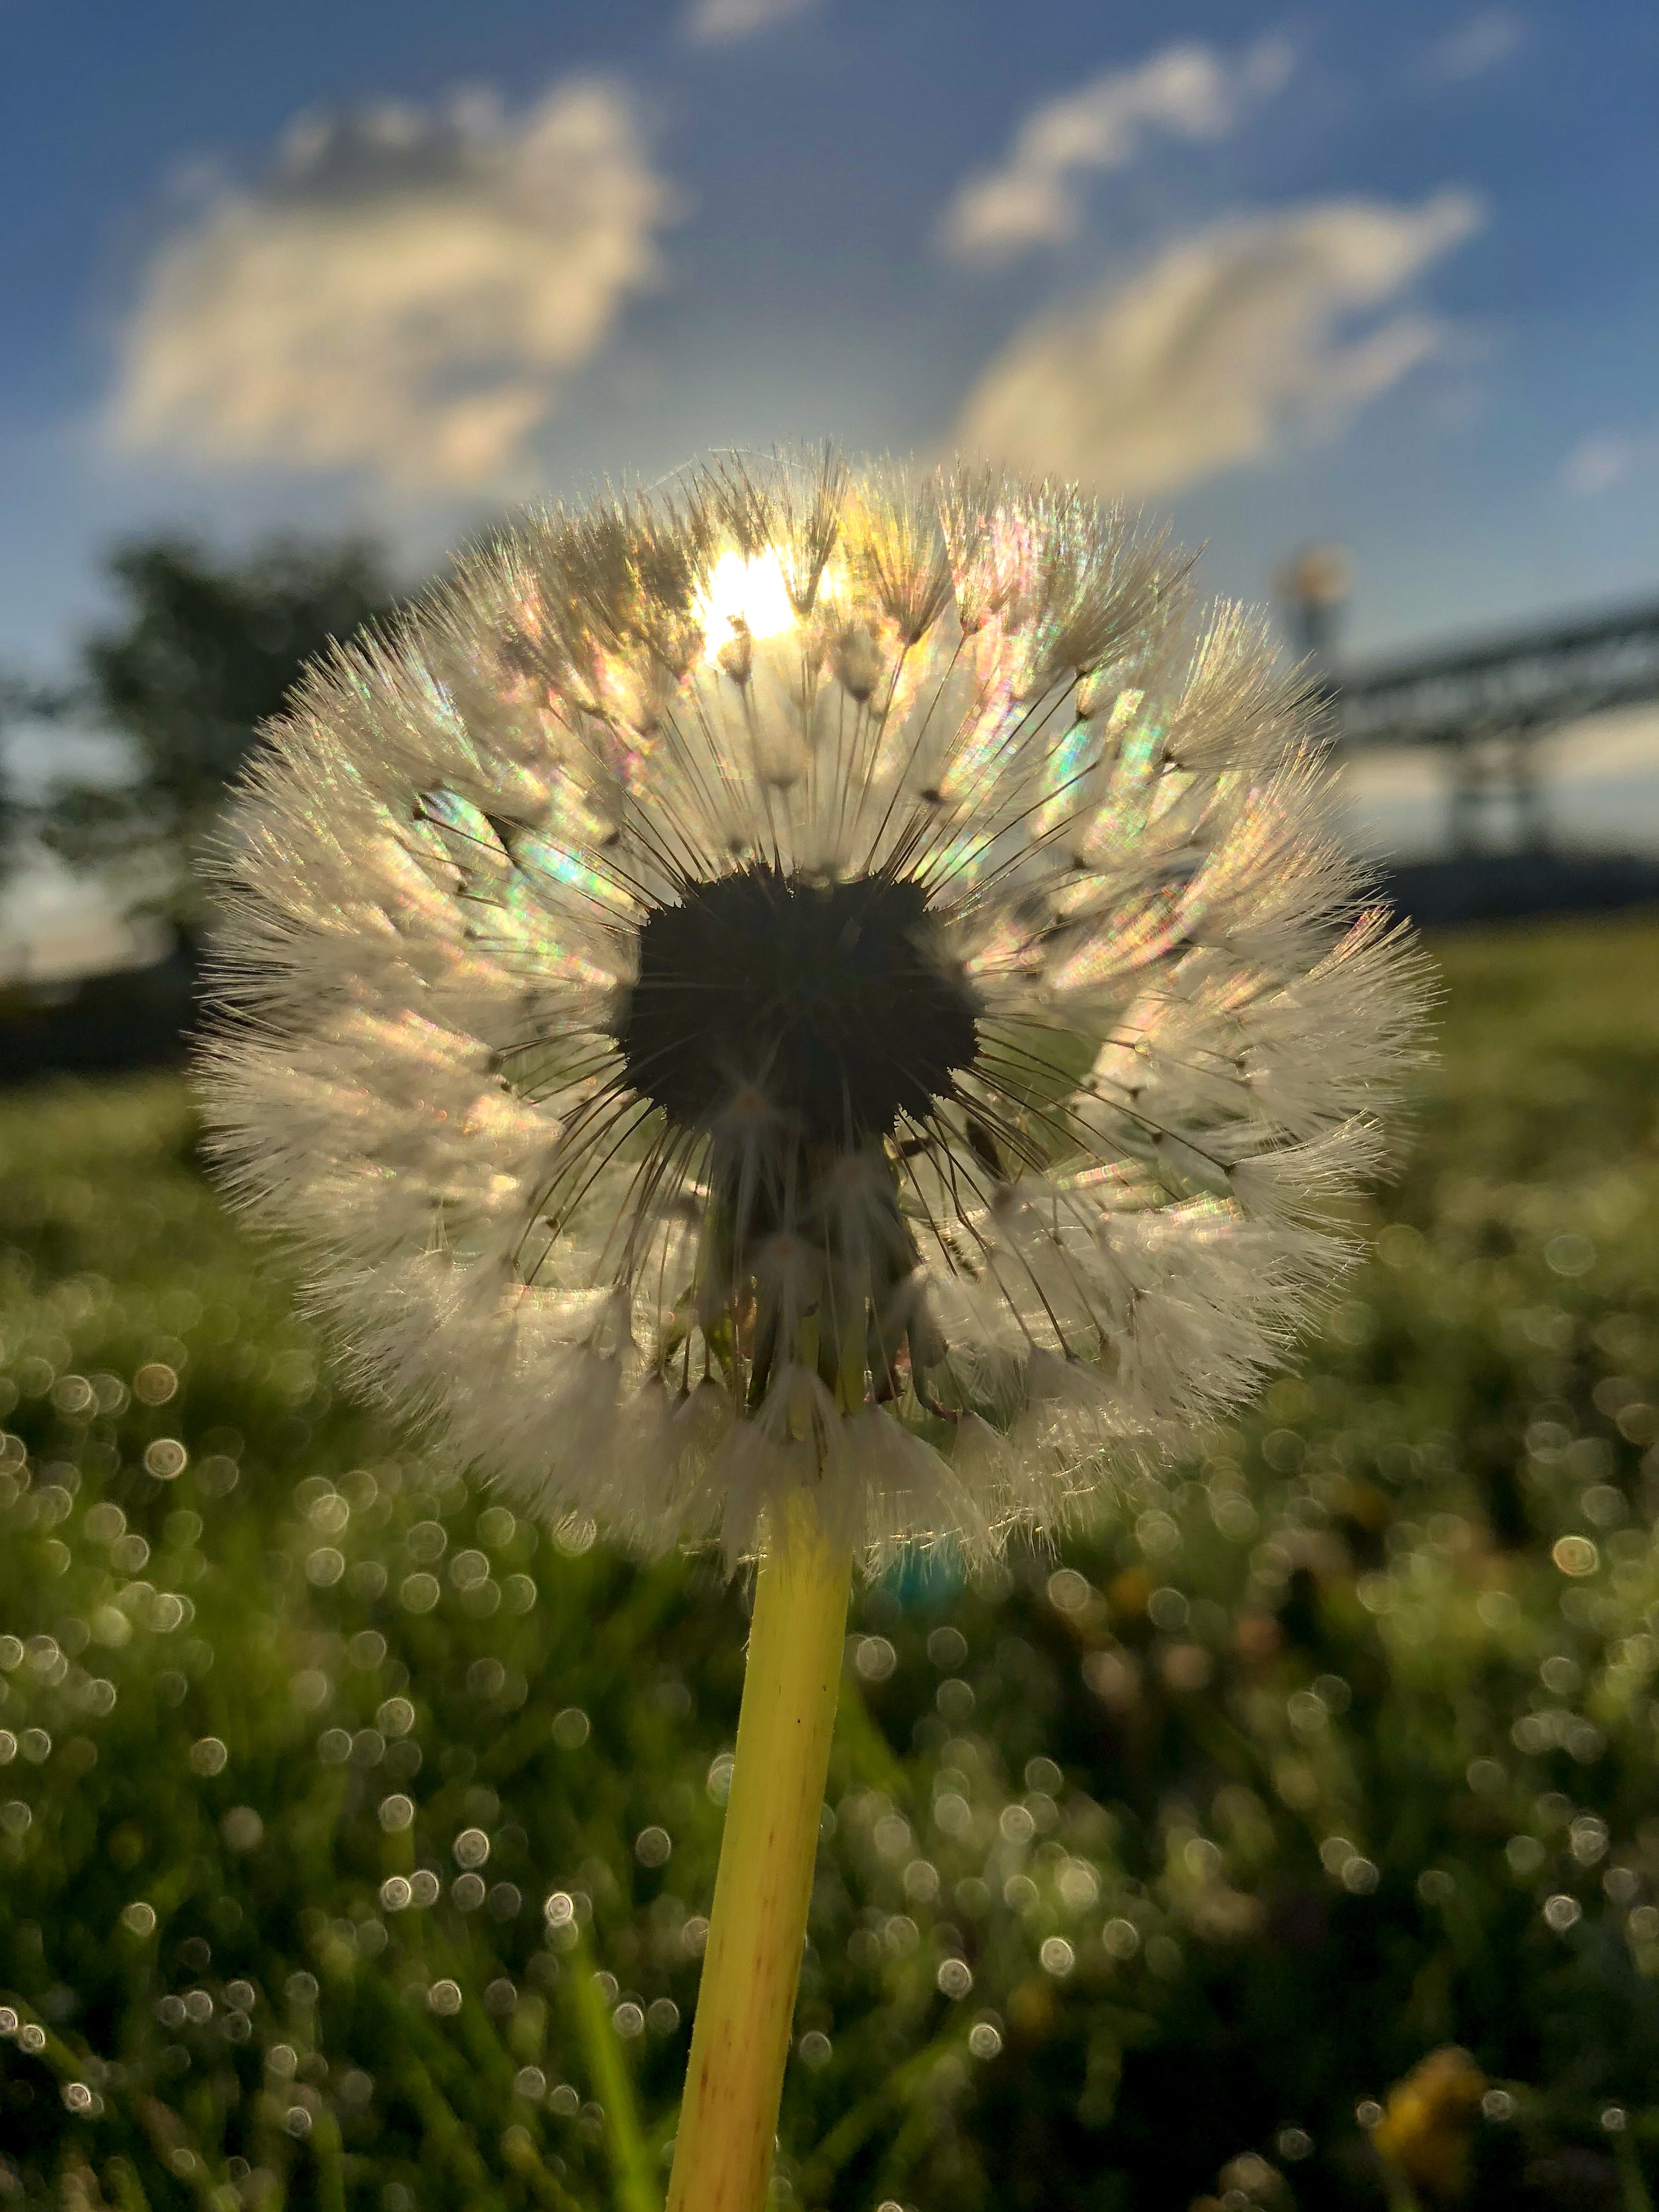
(199, 446), (1425, 1564)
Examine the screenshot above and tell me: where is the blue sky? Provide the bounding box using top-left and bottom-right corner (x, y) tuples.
(3, 0), (1658, 685)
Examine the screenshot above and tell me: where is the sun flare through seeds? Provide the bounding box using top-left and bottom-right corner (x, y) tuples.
(199, 449), (1426, 1562)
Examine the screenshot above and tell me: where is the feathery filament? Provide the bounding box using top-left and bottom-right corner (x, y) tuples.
(198, 449), (1427, 1565)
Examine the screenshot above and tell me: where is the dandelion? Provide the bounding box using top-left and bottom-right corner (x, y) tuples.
(199, 448), (1425, 2212)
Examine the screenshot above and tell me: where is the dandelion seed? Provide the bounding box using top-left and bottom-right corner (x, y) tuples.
(199, 449), (1422, 1565)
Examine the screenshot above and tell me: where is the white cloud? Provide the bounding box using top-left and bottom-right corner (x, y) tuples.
(939, 37), (1293, 266)
(1418, 10), (1526, 88)
(109, 81), (673, 494)
(954, 191), (1483, 500)
(1561, 428), (1659, 496)
(682, 0), (815, 46)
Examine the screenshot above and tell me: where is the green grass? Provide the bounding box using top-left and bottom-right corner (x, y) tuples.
(5, 913), (1659, 2211)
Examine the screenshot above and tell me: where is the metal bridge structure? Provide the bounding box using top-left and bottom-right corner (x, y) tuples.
(1323, 594), (1659, 854)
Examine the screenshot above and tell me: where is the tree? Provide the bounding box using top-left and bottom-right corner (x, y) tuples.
(38, 534), (397, 953)
(0, 673), (78, 883)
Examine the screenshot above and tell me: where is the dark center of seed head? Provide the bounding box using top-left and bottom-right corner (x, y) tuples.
(614, 866), (981, 1143)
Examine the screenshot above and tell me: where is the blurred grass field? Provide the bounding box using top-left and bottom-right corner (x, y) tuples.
(4, 913), (1659, 2212)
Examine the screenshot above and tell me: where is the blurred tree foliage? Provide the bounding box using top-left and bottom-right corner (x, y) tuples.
(36, 537), (395, 950)
(0, 675), (78, 881)
(2, 914), (1659, 2212)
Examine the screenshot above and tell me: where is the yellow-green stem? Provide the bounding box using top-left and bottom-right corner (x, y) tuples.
(666, 1499), (853, 2212)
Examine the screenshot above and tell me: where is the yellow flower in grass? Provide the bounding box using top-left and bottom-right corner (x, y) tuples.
(1373, 2046), (1487, 2204)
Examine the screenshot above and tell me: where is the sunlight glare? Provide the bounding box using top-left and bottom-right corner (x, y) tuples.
(697, 548), (797, 663)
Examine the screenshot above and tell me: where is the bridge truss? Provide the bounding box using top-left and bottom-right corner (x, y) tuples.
(1327, 596), (1659, 853)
